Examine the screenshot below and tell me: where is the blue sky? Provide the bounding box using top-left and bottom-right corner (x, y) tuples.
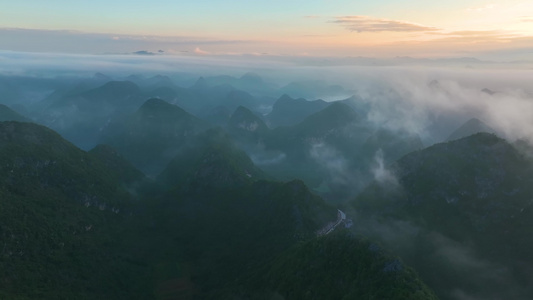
(2, 0), (469, 33)
(2, 0), (533, 59)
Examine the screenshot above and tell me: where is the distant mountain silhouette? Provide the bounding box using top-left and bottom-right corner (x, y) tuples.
(93, 72), (112, 81)
(240, 72), (263, 85)
(228, 106), (268, 134)
(191, 73), (276, 96)
(222, 89), (259, 112)
(267, 94), (330, 127)
(147, 86), (178, 102)
(101, 98), (209, 175)
(191, 76), (209, 90)
(79, 80), (142, 104)
(446, 117), (496, 141)
(37, 80), (146, 149)
(134, 74), (177, 91)
(279, 80), (347, 99)
(0, 104), (31, 122)
(481, 88), (497, 95)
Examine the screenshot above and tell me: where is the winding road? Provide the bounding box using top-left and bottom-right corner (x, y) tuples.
(316, 209), (347, 236)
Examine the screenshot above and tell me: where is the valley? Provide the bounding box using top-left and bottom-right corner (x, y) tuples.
(0, 65), (532, 300)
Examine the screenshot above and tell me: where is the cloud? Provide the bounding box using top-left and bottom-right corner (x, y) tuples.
(250, 152), (286, 166)
(308, 142), (368, 192)
(0, 28), (252, 55)
(445, 30), (508, 36)
(310, 142), (352, 185)
(405, 30), (522, 51)
(194, 47), (210, 55)
(371, 29), (533, 61)
(0, 50), (295, 79)
(132, 50), (155, 56)
(350, 67), (533, 143)
(331, 16), (439, 33)
(467, 3), (497, 12)
(439, 30), (519, 42)
(349, 213), (531, 300)
(371, 149), (398, 186)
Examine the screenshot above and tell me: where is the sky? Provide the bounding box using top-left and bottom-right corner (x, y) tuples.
(2, 0), (533, 59)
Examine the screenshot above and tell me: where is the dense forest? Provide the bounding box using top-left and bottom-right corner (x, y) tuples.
(1, 70), (533, 299)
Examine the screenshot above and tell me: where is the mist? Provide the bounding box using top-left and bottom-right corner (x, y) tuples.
(5, 50), (533, 143)
(3, 50), (533, 183)
(3, 50), (533, 299)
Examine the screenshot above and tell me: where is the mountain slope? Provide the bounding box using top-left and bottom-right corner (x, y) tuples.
(222, 89), (259, 112)
(0, 104), (31, 122)
(0, 121), (149, 299)
(157, 128), (265, 190)
(356, 133), (533, 239)
(267, 94), (330, 127)
(88, 144), (146, 186)
(102, 98), (209, 175)
(267, 101), (360, 152)
(261, 101), (421, 200)
(0, 121), (437, 300)
(227, 105), (268, 143)
(147, 179), (338, 298)
(264, 231), (438, 300)
(0, 122), (130, 204)
(37, 80), (146, 149)
(147, 128), (343, 297)
(353, 133), (533, 300)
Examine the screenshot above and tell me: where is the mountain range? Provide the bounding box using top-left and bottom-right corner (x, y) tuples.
(0, 120), (438, 299)
(2, 69), (531, 300)
(353, 133), (533, 299)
